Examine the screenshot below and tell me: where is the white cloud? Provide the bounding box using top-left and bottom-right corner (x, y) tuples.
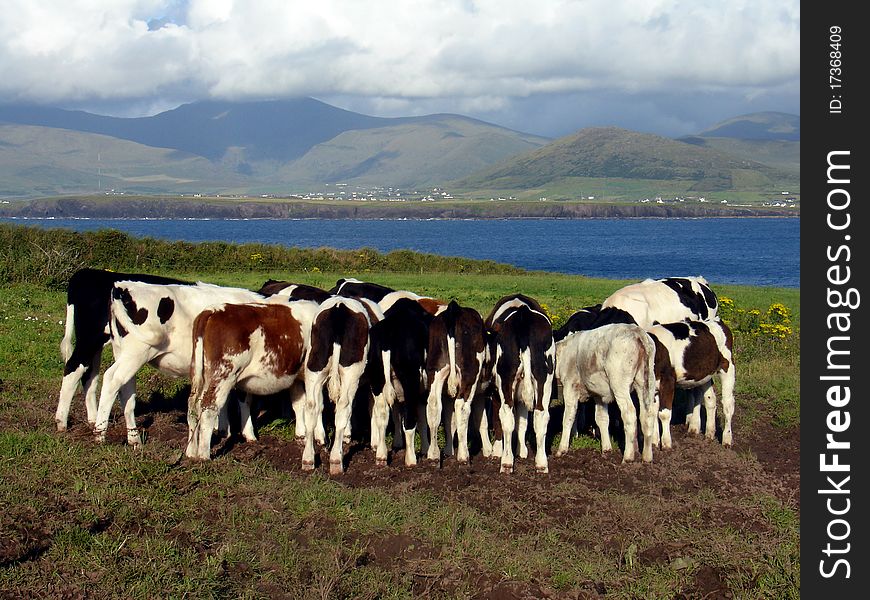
(0, 1), (798, 135)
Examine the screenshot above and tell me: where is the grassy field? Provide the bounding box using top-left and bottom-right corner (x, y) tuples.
(0, 260), (800, 598)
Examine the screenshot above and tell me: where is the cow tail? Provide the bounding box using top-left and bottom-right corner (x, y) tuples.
(641, 334), (657, 415)
(328, 342), (342, 402)
(60, 304), (75, 362)
(190, 330), (206, 405)
(447, 333), (459, 397)
(381, 348), (395, 406)
(520, 347), (535, 409)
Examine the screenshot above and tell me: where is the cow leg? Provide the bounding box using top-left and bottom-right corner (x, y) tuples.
(302, 370), (328, 471)
(687, 388), (702, 434)
(239, 393), (257, 443)
(56, 362), (87, 431)
(720, 364), (736, 447)
(425, 370), (447, 461)
(613, 389), (637, 463)
(516, 401), (530, 460)
(556, 385), (579, 457)
(498, 400), (515, 474)
(533, 406), (549, 473)
(330, 367), (363, 475)
(93, 354), (145, 443)
(472, 393), (493, 457)
(289, 380), (307, 442)
(659, 405), (673, 450)
(454, 398), (473, 464)
(490, 392), (503, 459)
(118, 378), (142, 448)
(82, 352), (103, 425)
(701, 382), (718, 440)
(418, 403), (430, 456)
(443, 397), (456, 457)
(401, 399), (418, 467)
(594, 401), (613, 454)
(390, 400), (404, 450)
(371, 392), (391, 466)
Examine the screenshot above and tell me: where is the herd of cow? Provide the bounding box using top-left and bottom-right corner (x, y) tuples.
(53, 269), (735, 475)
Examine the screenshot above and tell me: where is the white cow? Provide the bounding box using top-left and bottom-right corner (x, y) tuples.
(554, 323), (657, 463)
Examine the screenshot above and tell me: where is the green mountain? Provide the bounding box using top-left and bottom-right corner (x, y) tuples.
(0, 101), (548, 196)
(455, 126), (795, 193)
(698, 111), (799, 141)
(679, 113), (800, 176)
(280, 116), (547, 187)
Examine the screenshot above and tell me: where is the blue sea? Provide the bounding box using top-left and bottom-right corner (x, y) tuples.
(2, 217), (800, 287)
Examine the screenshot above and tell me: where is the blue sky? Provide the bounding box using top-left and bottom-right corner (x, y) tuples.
(0, 0), (799, 138)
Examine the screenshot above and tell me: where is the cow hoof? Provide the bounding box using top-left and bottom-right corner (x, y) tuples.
(457, 458), (469, 466)
(376, 457), (388, 467)
(301, 460), (315, 472)
(93, 432), (106, 444)
(329, 461), (344, 476)
(554, 448), (566, 458)
(500, 464), (513, 474)
(536, 465), (549, 474)
(56, 422), (67, 432)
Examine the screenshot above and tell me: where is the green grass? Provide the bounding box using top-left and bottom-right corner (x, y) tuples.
(0, 235), (799, 598)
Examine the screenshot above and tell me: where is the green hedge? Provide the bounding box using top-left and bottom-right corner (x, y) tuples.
(0, 223), (524, 289)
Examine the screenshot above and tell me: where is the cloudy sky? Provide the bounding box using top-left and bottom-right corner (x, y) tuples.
(0, 0), (799, 138)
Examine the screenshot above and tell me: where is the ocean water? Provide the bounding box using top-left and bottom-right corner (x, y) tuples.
(3, 216), (799, 287)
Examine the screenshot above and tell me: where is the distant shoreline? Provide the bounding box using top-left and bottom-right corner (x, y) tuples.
(0, 196), (800, 220)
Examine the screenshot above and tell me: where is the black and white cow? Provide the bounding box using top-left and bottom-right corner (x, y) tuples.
(186, 300), (320, 460)
(484, 294), (555, 474)
(329, 277), (395, 303)
(55, 268), (189, 433)
(646, 319), (736, 448)
(554, 323), (657, 462)
(256, 279), (332, 303)
(93, 281), (265, 446)
(424, 300), (489, 464)
(601, 276), (719, 328)
(302, 296), (384, 474)
(367, 298), (433, 467)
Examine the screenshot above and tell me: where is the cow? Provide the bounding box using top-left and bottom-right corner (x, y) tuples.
(92, 281), (265, 447)
(645, 318), (735, 448)
(552, 305), (637, 342)
(378, 290), (447, 317)
(256, 279), (332, 303)
(601, 276), (719, 328)
(424, 300), (490, 465)
(554, 323), (657, 463)
(302, 296), (383, 474)
(367, 298), (433, 467)
(185, 300), (320, 460)
(55, 268), (190, 433)
(484, 294), (555, 474)
(329, 278), (395, 303)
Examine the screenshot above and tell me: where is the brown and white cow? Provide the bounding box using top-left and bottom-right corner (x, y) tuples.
(555, 323), (657, 463)
(646, 318), (735, 448)
(93, 281), (265, 447)
(484, 294), (555, 474)
(186, 300), (320, 460)
(302, 296), (383, 474)
(424, 300), (489, 465)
